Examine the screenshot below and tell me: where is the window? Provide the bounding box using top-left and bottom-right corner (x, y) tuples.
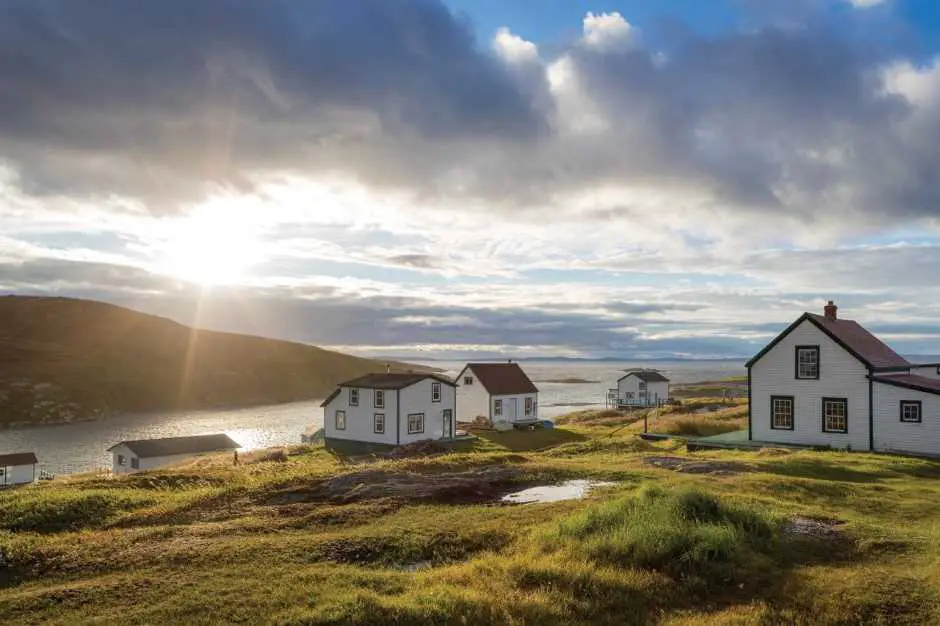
(822, 398), (848, 433)
(335, 410), (346, 430)
(117, 454), (126, 466)
(639, 381), (647, 391)
(464, 376), (473, 385)
(432, 382), (441, 403)
(625, 391), (635, 399)
(374, 390), (385, 408)
(408, 413), (425, 434)
(374, 413), (385, 433)
(900, 400), (922, 423)
(131, 458), (140, 469)
(771, 396), (794, 430)
(494, 399), (503, 416)
(525, 397), (534, 415)
(795, 346), (820, 379)
(349, 388), (359, 406)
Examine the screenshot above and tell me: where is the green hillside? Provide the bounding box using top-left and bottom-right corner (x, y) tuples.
(0, 295), (430, 427)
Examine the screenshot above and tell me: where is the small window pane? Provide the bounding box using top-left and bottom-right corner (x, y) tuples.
(375, 390), (385, 408)
(349, 388), (359, 406)
(464, 376), (473, 385)
(797, 347), (819, 379)
(494, 400), (502, 416)
(901, 401), (922, 423)
(432, 383), (441, 402)
(408, 413), (424, 434)
(771, 397), (793, 430)
(374, 413), (385, 433)
(335, 410), (346, 430)
(823, 399), (847, 433)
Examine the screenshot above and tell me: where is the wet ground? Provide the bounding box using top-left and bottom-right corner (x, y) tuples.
(500, 479), (617, 504)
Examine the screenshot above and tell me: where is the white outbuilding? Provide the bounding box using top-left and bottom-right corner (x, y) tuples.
(0, 452), (38, 486)
(321, 372), (457, 449)
(108, 434), (241, 474)
(615, 370), (670, 407)
(455, 362), (539, 429)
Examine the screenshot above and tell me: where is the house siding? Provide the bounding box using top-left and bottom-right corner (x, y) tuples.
(616, 376), (669, 404)
(398, 378), (456, 443)
(751, 319), (870, 450)
(491, 393), (539, 424)
(1, 464), (34, 485)
(323, 385), (400, 446)
(455, 366), (494, 422)
(111, 445), (231, 474)
(872, 383), (940, 456)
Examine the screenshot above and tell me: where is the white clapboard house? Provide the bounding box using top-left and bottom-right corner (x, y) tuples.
(455, 362), (539, 429)
(615, 370), (670, 407)
(321, 373), (457, 449)
(748, 301), (940, 456)
(108, 434), (241, 474)
(0, 452), (38, 486)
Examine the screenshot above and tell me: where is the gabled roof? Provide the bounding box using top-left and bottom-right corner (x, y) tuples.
(321, 372), (456, 407)
(871, 373), (940, 395)
(618, 370), (670, 383)
(746, 312), (910, 370)
(320, 388), (342, 407)
(463, 363), (539, 395)
(108, 434), (241, 458)
(0, 452), (38, 466)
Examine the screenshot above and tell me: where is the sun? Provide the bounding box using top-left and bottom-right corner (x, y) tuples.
(156, 203), (264, 286)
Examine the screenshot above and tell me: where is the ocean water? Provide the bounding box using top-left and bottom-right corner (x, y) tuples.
(0, 359), (744, 476)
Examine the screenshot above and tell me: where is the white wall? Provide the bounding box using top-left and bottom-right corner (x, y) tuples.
(1, 464), (35, 485)
(873, 383), (940, 456)
(491, 393), (539, 423)
(324, 379), (456, 445)
(456, 366), (492, 422)
(750, 319), (871, 450)
(398, 378), (456, 443)
(111, 445), (231, 473)
(909, 366), (940, 380)
(323, 385), (400, 446)
(616, 376), (669, 404)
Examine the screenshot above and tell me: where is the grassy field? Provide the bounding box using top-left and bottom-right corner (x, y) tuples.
(2, 404), (940, 624)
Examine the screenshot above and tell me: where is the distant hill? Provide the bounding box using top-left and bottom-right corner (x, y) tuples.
(0, 296), (433, 427)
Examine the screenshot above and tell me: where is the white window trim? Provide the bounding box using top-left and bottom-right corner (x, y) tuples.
(408, 413), (425, 434)
(374, 413), (385, 434)
(335, 410), (346, 431)
(349, 388), (359, 406)
(431, 382), (441, 403)
(494, 399), (502, 416)
(822, 398), (848, 434)
(771, 396), (794, 430)
(375, 390), (385, 409)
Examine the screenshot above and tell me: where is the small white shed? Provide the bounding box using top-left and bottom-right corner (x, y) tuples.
(108, 434), (241, 474)
(616, 370), (670, 406)
(0, 452), (38, 486)
(455, 362), (540, 428)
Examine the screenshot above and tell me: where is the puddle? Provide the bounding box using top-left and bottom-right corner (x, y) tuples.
(501, 479), (616, 504)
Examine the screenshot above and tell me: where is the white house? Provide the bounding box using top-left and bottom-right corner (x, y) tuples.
(0, 452), (38, 486)
(615, 370), (670, 406)
(748, 301), (940, 456)
(455, 362), (539, 428)
(321, 373), (457, 448)
(107, 434), (241, 474)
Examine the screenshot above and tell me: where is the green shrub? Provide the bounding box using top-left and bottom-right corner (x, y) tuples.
(539, 484), (777, 582)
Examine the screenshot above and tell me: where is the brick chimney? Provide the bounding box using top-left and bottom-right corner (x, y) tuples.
(824, 300), (838, 321)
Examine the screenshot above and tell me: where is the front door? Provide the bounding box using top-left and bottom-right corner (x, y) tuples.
(506, 398), (517, 423)
(443, 409), (453, 439)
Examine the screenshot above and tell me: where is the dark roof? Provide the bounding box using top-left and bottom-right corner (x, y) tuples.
(0, 452), (38, 466)
(618, 370), (670, 383)
(336, 372), (456, 390)
(746, 312), (910, 370)
(464, 363), (539, 395)
(872, 374), (940, 395)
(108, 434), (241, 458)
(320, 388), (342, 407)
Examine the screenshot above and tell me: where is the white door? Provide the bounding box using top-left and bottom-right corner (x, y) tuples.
(506, 398), (517, 423)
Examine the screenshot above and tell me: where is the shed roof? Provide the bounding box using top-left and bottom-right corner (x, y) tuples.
(0, 452), (38, 466)
(618, 370), (670, 383)
(872, 373), (940, 395)
(464, 363), (539, 395)
(108, 434), (241, 458)
(746, 312), (910, 370)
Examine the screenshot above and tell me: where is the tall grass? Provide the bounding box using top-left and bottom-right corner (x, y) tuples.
(539, 484), (777, 581)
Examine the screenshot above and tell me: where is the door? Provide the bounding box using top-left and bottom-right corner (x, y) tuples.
(506, 398), (517, 423)
(443, 409), (453, 439)
(0, 466), (6, 486)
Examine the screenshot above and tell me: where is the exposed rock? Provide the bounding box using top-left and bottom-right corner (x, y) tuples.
(783, 516), (846, 540)
(643, 455), (749, 476)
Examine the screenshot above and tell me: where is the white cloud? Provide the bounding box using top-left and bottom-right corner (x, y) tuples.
(582, 12), (637, 51)
(493, 27), (539, 64)
(847, 0), (885, 8)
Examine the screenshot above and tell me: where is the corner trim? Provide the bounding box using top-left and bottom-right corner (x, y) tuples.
(747, 365), (753, 441)
(868, 374), (874, 451)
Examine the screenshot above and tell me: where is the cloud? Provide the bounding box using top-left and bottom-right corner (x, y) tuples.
(848, 0), (885, 8)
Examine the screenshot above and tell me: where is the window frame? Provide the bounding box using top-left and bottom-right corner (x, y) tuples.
(431, 382), (441, 403)
(407, 413), (425, 434)
(374, 389), (385, 409)
(335, 410), (346, 431)
(795, 345), (821, 380)
(638, 381), (648, 391)
(524, 397), (534, 415)
(494, 399), (503, 417)
(117, 454), (126, 466)
(131, 457), (140, 469)
(900, 400), (922, 424)
(770, 395), (795, 431)
(349, 387), (359, 406)
(821, 397), (848, 434)
(374, 412), (385, 434)
(464, 376), (473, 385)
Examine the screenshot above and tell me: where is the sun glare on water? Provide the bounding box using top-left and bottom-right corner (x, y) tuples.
(157, 203), (265, 286)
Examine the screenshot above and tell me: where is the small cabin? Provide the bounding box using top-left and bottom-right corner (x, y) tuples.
(614, 370), (670, 407)
(108, 434), (241, 474)
(0, 452), (38, 486)
(455, 362), (540, 429)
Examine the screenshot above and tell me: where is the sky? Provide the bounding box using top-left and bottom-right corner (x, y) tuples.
(2, 0), (940, 360)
